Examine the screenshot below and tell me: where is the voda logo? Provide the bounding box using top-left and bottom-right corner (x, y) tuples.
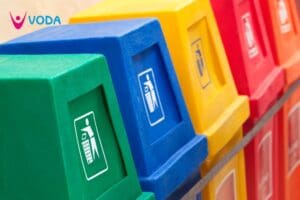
(10, 12), (62, 30)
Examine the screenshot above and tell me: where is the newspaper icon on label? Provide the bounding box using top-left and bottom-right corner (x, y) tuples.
(138, 68), (165, 126)
(242, 13), (259, 58)
(74, 111), (108, 181)
(278, 0), (292, 34)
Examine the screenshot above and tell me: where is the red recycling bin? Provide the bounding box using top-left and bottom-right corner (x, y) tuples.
(210, 0), (285, 200)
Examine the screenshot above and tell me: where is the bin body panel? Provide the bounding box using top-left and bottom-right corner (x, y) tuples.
(0, 54), (150, 200)
(201, 129), (247, 200)
(0, 19), (207, 200)
(244, 116), (279, 200)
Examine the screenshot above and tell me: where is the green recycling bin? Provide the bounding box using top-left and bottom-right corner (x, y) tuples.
(0, 54), (154, 200)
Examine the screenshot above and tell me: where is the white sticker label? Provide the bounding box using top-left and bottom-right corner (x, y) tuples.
(288, 103), (300, 175)
(216, 170), (237, 200)
(258, 131), (273, 200)
(138, 68), (165, 126)
(74, 111), (108, 181)
(278, 0), (292, 34)
(242, 13), (259, 58)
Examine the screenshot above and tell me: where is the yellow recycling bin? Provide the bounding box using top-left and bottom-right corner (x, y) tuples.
(70, 0), (250, 199)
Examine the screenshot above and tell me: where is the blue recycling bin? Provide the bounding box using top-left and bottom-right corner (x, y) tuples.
(0, 19), (208, 200)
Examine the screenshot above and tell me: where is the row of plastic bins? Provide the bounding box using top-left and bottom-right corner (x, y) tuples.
(0, 0), (299, 199)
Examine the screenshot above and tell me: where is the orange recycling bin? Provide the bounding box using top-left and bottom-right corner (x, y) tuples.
(283, 45), (300, 200)
(260, 0), (300, 86)
(70, 0), (250, 199)
(259, 0), (300, 200)
(278, 87), (300, 200)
